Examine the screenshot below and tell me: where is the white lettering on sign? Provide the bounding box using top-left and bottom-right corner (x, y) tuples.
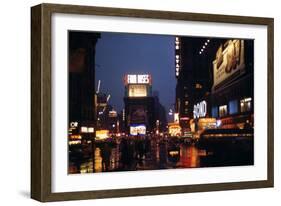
(126, 74), (151, 84)
(127, 75), (137, 84)
(70, 122), (78, 128)
(130, 125), (146, 136)
(193, 101), (207, 119)
(137, 75), (150, 84)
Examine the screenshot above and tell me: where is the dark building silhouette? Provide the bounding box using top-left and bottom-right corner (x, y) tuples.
(68, 31), (100, 132)
(174, 37), (214, 130)
(153, 91), (167, 133)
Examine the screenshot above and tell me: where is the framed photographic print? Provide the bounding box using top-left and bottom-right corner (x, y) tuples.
(31, 3), (274, 202)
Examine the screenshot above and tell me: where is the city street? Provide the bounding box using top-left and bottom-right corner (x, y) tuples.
(68, 135), (253, 174)
(67, 33), (255, 174)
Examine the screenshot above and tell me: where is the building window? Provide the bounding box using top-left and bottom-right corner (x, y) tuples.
(229, 100), (238, 115)
(219, 105), (228, 117)
(212, 106), (218, 118)
(240, 97), (252, 113)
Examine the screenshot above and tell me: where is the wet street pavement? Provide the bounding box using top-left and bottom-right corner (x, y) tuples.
(68, 136), (253, 174)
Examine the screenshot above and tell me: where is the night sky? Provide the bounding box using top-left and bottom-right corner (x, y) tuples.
(95, 32), (176, 115)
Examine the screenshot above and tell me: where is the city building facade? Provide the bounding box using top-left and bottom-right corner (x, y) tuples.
(210, 39), (254, 129)
(175, 36), (254, 134)
(174, 37), (214, 132)
(68, 31), (100, 137)
(123, 74), (156, 136)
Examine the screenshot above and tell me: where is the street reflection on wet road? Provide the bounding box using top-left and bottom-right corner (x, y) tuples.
(69, 134), (253, 174)
(69, 139), (212, 174)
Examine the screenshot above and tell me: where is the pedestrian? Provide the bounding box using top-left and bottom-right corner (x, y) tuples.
(159, 140), (167, 168)
(100, 143), (112, 171)
(120, 138), (129, 169)
(127, 138), (136, 169)
(135, 134), (144, 160)
(144, 135), (151, 157)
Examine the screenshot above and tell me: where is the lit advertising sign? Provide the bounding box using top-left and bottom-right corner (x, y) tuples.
(81, 126), (94, 133)
(175, 37), (181, 77)
(168, 123), (181, 136)
(174, 113), (179, 123)
(197, 118), (217, 131)
(108, 110), (117, 117)
(137, 75), (150, 84)
(96, 130), (109, 140)
(213, 40), (245, 88)
(70, 122), (78, 128)
(193, 101), (207, 119)
(175, 54), (180, 77)
(128, 84), (147, 97)
(127, 74), (137, 84)
(130, 124), (146, 136)
(125, 74), (151, 85)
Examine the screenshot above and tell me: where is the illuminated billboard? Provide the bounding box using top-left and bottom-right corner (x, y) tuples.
(96, 130), (109, 140)
(213, 39), (245, 88)
(174, 113), (179, 123)
(128, 84), (147, 97)
(81, 126), (94, 133)
(124, 74), (151, 85)
(130, 124), (146, 136)
(197, 118), (217, 131)
(168, 123), (181, 136)
(193, 100), (207, 119)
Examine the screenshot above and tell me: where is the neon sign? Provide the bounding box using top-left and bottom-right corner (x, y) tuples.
(193, 101), (207, 119)
(130, 124), (146, 136)
(125, 74), (151, 84)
